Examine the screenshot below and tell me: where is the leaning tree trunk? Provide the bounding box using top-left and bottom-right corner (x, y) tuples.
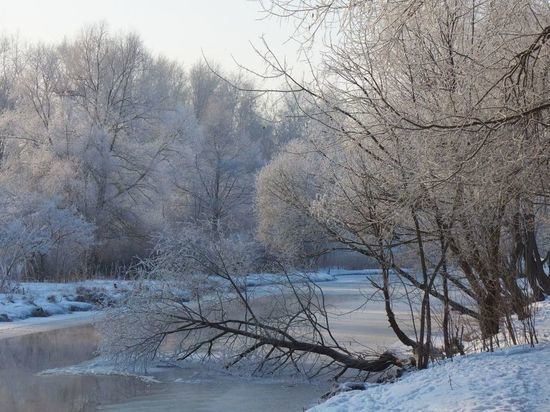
(524, 213), (550, 299)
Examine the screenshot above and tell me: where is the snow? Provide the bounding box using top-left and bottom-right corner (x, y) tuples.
(0, 280), (130, 322)
(310, 344), (550, 412)
(322, 268), (409, 277)
(309, 298), (550, 412)
(533, 297), (550, 343)
(0, 269), (353, 324)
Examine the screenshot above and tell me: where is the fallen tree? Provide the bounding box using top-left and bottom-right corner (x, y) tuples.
(100, 227), (401, 379)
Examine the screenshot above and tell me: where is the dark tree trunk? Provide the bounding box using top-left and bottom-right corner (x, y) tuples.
(524, 214), (550, 299)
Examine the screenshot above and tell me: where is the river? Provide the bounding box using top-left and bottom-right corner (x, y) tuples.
(0, 275), (406, 412)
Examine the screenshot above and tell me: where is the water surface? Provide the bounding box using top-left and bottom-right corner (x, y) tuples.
(0, 275), (404, 412)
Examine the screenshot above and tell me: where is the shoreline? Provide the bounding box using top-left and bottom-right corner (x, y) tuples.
(0, 310), (100, 340)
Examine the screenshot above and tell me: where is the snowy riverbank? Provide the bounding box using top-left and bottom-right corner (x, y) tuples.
(309, 297), (550, 411)
(0, 269), (367, 324)
(0, 280), (127, 322)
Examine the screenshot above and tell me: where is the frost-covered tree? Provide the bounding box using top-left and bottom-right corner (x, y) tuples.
(255, 0), (550, 362)
(169, 63), (268, 235)
(0, 186), (94, 287)
(0, 24), (189, 266)
(0, 24), (285, 277)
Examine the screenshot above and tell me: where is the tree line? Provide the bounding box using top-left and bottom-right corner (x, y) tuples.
(0, 24), (302, 284)
(2, 0), (550, 374)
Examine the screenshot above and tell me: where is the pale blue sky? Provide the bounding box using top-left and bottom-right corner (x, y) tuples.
(0, 0), (304, 72)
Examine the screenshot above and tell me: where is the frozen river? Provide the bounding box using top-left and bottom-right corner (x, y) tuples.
(0, 275), (405, 412)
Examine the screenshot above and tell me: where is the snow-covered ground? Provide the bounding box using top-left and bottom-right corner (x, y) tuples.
(0, 280), (130, 322)
(309, 298), (550, 412)
(310, 344), (550, 412)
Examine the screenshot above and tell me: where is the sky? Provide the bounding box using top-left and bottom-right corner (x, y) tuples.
(0, 0), (307, 74)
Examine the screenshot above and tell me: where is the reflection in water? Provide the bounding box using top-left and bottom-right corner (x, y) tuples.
(0, 325), (98, 371)
(0, 326), (154, 412)
(0, 323), (325, 412)
(100, 372), (325, 412)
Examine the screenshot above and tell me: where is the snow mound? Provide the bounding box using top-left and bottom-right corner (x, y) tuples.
(0, 280), (131, 322)
(309, 343), (550, 411)
(310, 296), (550, 412)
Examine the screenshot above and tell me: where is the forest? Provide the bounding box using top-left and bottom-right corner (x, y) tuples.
(1, 1), (550, 408)
(0, 23), (302, 282)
